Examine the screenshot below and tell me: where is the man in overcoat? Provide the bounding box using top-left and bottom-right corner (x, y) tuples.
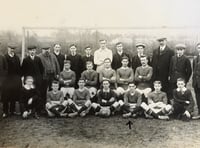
(151, 37), (174, 98)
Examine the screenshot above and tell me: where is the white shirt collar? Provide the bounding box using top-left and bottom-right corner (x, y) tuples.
(138, 53), (143, 57)
(30, 55), (35, 59)
(8, 52), (14, 57)
(24, 84), (34, 90)
(54, 51), (60, 55)
(177, 87), (187, 92)
(160, 45), (166, 51)
(71, 52), (76, 56)
(99, 48), (108, 51)
(117, 50), (123, 55)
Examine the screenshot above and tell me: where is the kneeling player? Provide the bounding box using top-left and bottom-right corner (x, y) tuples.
(140, 81), (172, 120)
(67, 78), (91, 117)
(46, 81), (67, 117)
(92, 79), (119, 117)
(119, 82), (143, 118)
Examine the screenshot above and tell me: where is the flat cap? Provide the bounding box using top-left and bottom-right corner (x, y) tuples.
(27, 45), (37, 50)
(175, 44), (186, 49)
(64, 60), (71, 64)
(41, 43), (50, 50)
(136, 42), (146, 48)
(7, 42), (17, 49)
(157, 37), (167, 42)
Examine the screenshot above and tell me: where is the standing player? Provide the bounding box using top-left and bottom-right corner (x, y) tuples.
(94, 39), (113, 73)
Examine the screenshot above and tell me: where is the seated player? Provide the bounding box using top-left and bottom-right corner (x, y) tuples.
(91, 79), (119, 117)
(59, 60), (76, 99)
(119, 82), (143, 118)
(140, 81), (172, 120)
(46, 80), (67, 117)
(81, 61), (98, 101)
(116, 56), (134, 96)
(20, 76), (40, 119)
(170, 78), (194, 120)
(135, 55), (152, 102)
(66, 78), (91, 117)
(99, 58), (117, 89)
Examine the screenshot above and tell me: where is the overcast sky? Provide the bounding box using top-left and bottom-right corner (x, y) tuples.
(0, 0), (200, 32)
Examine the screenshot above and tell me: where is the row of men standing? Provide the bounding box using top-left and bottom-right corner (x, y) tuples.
(0, 37), (198, 116)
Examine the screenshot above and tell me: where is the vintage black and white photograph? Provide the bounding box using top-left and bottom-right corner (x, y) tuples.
(0, 0), (200, 147)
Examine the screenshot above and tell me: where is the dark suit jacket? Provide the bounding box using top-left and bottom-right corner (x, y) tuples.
(54, 53), (65, 71)
(132, 55), (151, 73)
(2, 54), (22, 101)
(67, 54), (84, 80)
(82, 55), (95, 70)
(21, 56), (44, 87)
(150, 46), (174, 90)
(169, 55), (192, 83)
(111, 52), (131, 70)
(0, 55), (7, 88)
(193, 55), (200, 88)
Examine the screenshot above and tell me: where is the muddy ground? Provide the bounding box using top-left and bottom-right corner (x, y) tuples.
(1, 112), (200, 148)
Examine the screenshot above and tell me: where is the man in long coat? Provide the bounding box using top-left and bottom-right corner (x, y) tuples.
(151, 38), (174, 98)
(0, 50), (8, 92)
(1, 43), (22, 118)
(193, 43), (200, 115)
(21, 45), (44, 91)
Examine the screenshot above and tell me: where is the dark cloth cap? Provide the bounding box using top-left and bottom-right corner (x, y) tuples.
(136, 42), (146, 48)
(64, 60), (71, 64)
(27, 45), (37, 50)
(7, 42), (17, 49)
(41, 43), (51, 50)
(175, 44), (186, 49)
(157, 37), (167, 41)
